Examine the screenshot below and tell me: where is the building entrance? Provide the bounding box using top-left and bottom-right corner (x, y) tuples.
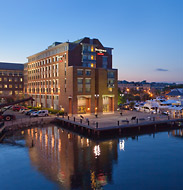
(77, 96), (91, 114)
(102, 95), (114, 113)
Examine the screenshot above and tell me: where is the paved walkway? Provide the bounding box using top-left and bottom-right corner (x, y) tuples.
(66, 110), (170, 128)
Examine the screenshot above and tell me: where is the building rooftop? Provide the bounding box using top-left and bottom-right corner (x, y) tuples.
(167, 88), (183, 96)
(0, 62), (24, 70)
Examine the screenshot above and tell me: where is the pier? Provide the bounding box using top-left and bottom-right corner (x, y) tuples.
(54, 111), (183, 139)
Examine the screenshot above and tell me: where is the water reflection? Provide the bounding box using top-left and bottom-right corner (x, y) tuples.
(25, 127), (118, 190)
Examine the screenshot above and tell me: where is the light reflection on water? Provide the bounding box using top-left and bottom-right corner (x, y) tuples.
(1, 125), (183, 190)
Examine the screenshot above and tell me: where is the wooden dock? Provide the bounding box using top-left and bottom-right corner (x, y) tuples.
(54, 117), (183, 139)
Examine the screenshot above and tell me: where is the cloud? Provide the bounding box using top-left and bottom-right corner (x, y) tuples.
(155, 68), (168, 72)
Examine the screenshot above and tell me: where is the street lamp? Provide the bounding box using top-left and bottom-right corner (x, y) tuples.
(95, 94), (99, 117)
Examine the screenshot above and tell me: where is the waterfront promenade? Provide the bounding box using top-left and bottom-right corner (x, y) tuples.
(67, 110), (171, 128)
(54, 110), (183, 139)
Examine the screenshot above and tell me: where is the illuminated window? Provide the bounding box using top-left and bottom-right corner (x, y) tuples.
(108, 88), (113, 92)
(0, 91), (2, 94)
(91, 46), (94, 52)
(0, 78), (1, 81)
(91, 55), (94, 60)
(9, 85), (12, 88)
(90, 63), (96, 68)
(9, 78), (12, 82)
(4, 85), (7, 88)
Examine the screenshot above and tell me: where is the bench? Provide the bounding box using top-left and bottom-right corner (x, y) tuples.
(131, 116), (136, 120)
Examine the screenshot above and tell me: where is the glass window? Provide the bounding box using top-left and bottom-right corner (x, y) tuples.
(85, 70), (91, 76)
(9, 85), (12, 88)
(77, 78), (83, 84)
(4, 78), (7, 82)
(77, 69), (83, 75)
(78, 86), (83, 93)
(85, 78), (91, 84)
(4, 85), (8, 88)
(108, 71), (114, 78)
(102, 56), (108, 69)
(9, 78), (12, 82)
(90, 63), (96, 68)
(83, 45), (88, 51)
(0, 78), (2, 81)
(85, 86), (91, 92)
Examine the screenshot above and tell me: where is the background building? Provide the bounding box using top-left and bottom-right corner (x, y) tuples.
(25, 37), (118, 114)
(0, 62), (24, 101)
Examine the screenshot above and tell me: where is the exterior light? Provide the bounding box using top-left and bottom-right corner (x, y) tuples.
(94, 145), (101, 158)
(119, 140), (125, 151)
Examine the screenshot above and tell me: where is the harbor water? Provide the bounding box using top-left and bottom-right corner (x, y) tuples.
(1, 125), (183, 190)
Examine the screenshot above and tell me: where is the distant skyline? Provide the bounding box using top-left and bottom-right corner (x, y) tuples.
(0, 0), (182, 83)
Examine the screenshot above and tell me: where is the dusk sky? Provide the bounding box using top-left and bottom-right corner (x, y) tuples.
(0, 0), (182, 83)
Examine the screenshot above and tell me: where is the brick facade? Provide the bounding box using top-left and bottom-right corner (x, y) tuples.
(26, 37), (118, 114)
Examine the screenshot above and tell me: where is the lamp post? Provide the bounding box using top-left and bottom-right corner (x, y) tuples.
(68, 96), (73, 115)
(119, 94), (124, 116)
(95, 94), (99, 118)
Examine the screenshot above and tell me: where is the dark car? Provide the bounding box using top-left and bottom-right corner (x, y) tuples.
(25, 109), (38, 115)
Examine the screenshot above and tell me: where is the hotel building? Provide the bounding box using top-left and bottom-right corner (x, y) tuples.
(25, 37), (118, 114)
(0, 62), (24, 99)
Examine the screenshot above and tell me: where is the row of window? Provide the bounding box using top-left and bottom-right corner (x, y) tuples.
(0, 72), (23, 76)
(31, 94), (59, 100)
(28, 46), (68, 62)
(82, 45), (94, 52)
(28, 79), (59, 87)
(0, 77), (23, 82)
(0, 84), (23, 88)
(77, 69), (91, 76)
(28, 54), (66, 68)
(28, 72), (59, 80)
(0, 90), (23, 95)
(27, 88), (59, 93)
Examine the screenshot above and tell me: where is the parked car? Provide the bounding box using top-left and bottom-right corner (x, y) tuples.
(31, 110), (49, 117)
(19, 108), (28, 113)
(25, 109), (38, 115)
(12, 106), (25, 111)
(1, 114), (16, 121)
